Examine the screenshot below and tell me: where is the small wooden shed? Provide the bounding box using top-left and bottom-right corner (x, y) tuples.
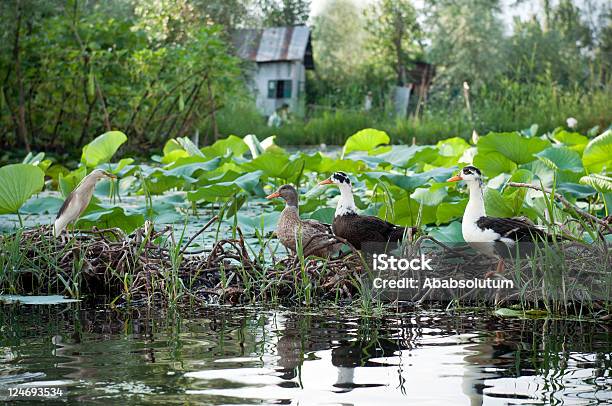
(232, 26), (314, 116)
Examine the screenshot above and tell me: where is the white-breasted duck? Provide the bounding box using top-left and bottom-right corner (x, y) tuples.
(317, 172), (411, 250)
(266, 185), (341, 257)
(447, 165), (555, 275)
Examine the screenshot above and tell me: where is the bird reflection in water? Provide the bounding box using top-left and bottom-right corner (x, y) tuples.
(462, 330), (522, 406)
(274, 314), (414, 394)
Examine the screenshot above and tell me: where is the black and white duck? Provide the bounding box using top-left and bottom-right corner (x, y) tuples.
(447, 165), (556, 275)
(266, 184), (341, 257)
(317, 172), (411, 250)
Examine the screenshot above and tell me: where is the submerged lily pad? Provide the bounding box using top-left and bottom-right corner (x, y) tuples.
(495, 308), (549, 318)
(0, 295), (79, 305)
(495, 308), (524, 317)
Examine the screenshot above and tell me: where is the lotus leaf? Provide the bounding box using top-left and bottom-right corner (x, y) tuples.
(81, 131), (127, 167)
(0, 164), (45, 215)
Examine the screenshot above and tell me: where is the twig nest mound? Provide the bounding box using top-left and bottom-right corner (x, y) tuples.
(1, 222), (609, 311)
(2, 223), (364, 305)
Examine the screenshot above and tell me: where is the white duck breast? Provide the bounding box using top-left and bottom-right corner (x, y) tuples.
(446, 165), (560, 277)
(318, 171), (410, 250)
(461, 185), (515, 246)
(449, 165), (548, 258)
(459, 172), (500, 248)
(334, 182), (358, 217)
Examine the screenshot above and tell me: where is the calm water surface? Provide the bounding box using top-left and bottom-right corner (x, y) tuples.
(0, 305), (610, 405)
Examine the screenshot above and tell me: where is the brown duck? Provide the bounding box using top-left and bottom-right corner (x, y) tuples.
(266, 185), (341, 257)
(318, 172), (412, 250)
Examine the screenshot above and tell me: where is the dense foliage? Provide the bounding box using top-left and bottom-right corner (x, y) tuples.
(0, 0), (242, 155)
(311, 0), (611, 104)
(306, 0), (611, 140)
(1, 0), (610, 155)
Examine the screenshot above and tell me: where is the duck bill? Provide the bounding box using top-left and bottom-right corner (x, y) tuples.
(318, 179), (333, 186)
(446, 175), (462, 182)
(266, 192), (281, 199)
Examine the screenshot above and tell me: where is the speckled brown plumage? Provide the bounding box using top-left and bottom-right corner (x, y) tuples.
(269, 185), (341, 257)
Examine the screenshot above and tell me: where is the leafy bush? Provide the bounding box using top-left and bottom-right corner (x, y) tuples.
(0, 3), (240, 155)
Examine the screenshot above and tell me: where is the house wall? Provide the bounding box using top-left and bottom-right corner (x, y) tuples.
(252, 61), (306, 117)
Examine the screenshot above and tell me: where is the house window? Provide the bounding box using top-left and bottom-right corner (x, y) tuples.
(268, 80), (292, 99)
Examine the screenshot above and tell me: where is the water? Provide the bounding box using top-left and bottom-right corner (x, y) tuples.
(0, 305), (611, 405)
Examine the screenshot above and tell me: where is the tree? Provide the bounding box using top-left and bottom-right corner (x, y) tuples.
(133, 0), (259, 43)
(0, 0), (65, 151)
(312, 0), (369, 79)
(507, 0), (594, 86)
(364, 0), (421, 86)
(597, 6), (612, 79)
(309, 0), (379, 107)
(258, 0), (310, 26)
(0, 0), (242, 152)
(553, 0), (593, 49)
(426, 0), (507, 90)
(191, 0), (258, 31)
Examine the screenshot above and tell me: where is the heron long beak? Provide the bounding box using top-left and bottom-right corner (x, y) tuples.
(318, 179), (333, 186)
(108, 174), (117, 179)
(266, 192), (281, 199)
(446, 175), (462, 182)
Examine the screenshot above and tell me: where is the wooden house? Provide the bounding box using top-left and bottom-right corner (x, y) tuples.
(232, 26), (314, 117)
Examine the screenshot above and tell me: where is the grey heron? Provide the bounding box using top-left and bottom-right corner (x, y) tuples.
(53, 169), (117, 237)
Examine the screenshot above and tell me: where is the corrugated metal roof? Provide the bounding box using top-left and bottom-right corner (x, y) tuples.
(233, 26), (311, 63)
